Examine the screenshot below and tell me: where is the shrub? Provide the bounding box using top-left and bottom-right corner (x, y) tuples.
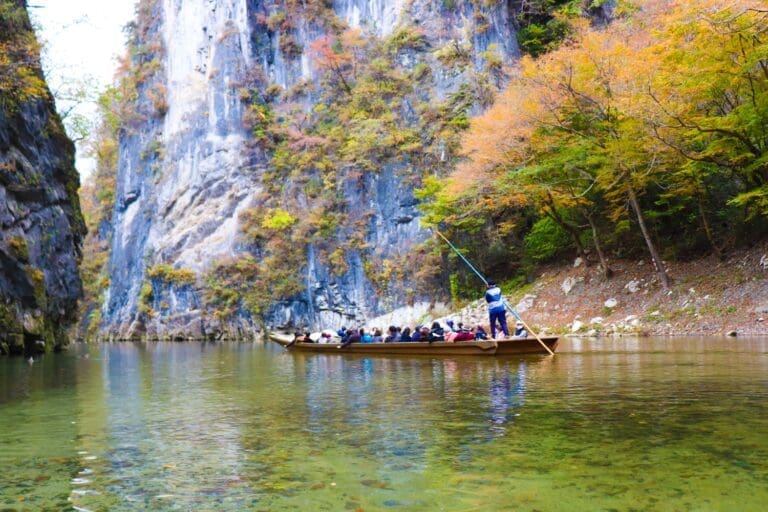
(7, 236), (29, 262)
(523, 217), (571, 262)
(147, 263), (196, 285)
(261, 208), (297, 230)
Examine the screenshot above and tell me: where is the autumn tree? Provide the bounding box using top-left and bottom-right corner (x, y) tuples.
(0, 0), (47, 111)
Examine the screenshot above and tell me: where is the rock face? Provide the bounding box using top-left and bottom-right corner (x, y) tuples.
(100, 0), (523, 338)
(0, 3), (86, 354)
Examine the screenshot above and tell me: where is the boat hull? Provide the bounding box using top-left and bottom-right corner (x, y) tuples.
(268, 333), (558, 356)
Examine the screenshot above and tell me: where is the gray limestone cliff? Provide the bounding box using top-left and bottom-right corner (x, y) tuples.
(0, 1), (86, 354)
(100, 0), (522, 339)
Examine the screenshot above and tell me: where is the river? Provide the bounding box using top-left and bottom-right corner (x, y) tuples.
(1, 337), (766, 511)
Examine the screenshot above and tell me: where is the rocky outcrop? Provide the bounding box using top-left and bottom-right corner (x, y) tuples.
(0, 2), (86, 354)
(99, 0), (523, 338)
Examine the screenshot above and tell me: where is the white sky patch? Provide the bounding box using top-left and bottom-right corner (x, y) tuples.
(30, 0), (136, 179)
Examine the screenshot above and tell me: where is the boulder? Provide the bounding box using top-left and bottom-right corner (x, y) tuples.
(590, 316), (604, 325)
(515, 294), (537, 313)
(571, 319), (584, 333)
(624, 280), (641, 293)
(573, 257), (583, 268)
(561, 276), (584, 295)
(726, 330), (738, 337)
(604, 298), (618, 308)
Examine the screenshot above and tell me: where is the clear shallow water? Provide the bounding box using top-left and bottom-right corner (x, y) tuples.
(1, 338), (767, 512)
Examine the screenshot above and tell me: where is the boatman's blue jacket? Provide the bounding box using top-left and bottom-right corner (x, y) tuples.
(485, 286), (505, 313)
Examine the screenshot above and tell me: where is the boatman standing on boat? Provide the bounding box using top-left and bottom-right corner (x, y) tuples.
(485, 280), (509, 339)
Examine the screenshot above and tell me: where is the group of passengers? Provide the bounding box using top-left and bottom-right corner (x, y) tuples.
(291, 280), (531, 345)
(292, 319), (527, 345)
(335, 321), (485, 344)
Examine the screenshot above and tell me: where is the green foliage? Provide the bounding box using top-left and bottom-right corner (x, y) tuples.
(261, 208), (297, 230)
(481, 44), (503, 73)
(147, 264), (196, 286)
(7, 236), (29, 262)
(385, 26), (428, 53)
(434, 40), (472, 67)
(243, 100), (277, 147)
(517, 18), (571, 57)
(515, 0), (579, 57)
(138, 281), (154, 316)
(524, 217), (571, 262)
(25, 265), (46, 309)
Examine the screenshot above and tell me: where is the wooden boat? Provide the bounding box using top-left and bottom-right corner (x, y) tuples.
(268, 332), (558, 356)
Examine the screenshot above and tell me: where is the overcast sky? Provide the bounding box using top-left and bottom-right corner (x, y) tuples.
(31, 0), (136, 177)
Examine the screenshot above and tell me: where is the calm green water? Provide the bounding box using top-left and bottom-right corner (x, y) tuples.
(1, 338), (767, 511)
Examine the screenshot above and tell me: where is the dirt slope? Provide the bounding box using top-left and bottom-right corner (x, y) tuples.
(449, 242), (768, 337)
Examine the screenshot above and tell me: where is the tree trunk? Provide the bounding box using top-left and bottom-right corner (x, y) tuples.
(582, 208), (613, 279)
(627, 186), (671, 290)
(543, 192), (588, 263)
(697, 193), (724, 260)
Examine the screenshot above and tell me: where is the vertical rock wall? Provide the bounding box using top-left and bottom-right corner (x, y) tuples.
(101, 0), (521, 337)
(0, 2), (85, 354)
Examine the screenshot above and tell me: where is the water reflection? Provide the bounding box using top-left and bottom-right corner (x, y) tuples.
(489, 361), (526, 435)
(0, 338), (767, 511)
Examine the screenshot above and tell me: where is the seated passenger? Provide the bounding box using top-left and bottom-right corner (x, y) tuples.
(360, 328), (374, 343)
(339, 328), (360, 348)
(399, 327), (412, 342)
(454, 330), (475, 342)
(474, 325), (488, 341)
(429, 321), (445, 342)
(384, 325), (399, 343)
(371, 328), (384, 343)
(513, 321), (528, 338)
(410, 326), (422, 342)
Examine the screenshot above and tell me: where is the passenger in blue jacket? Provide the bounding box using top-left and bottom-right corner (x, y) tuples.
(485, 280), (509, 338)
